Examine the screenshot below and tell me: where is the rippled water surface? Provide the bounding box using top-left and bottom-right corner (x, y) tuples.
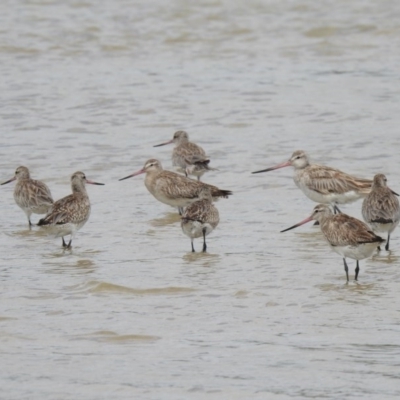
(1, 0), (400, 399)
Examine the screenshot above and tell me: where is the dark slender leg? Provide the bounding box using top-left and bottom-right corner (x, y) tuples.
(202, 228), (207, 252)
(62, 237), (68, 248)
(66, 239), (72, 249)
(191, 240), (195, 253)
(28, 219), (32, 230)
(343, 258), (349, 282)
(355, 260), (360, 281)
(178, 207), (183, 216)
(377, 246), (381, 251)
(333, 205), (342, 214)
(385, 233), (390, 251)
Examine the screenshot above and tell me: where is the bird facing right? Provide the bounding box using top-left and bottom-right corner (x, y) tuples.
(362, 173), (400, 251)
(181, 187), (220, 252)
(38, 171), (104, 249)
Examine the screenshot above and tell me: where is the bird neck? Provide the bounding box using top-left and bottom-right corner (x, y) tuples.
(71, 182), (87, 195)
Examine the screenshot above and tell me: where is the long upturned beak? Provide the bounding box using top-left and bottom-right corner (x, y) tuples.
(1, 176), (16, 185)
(153, 139), (173, 147)
(119, 169), (145, 181)
(280, 215), (314, 233)
(252, 160), (292, 174)
(86, 179), (105, 185)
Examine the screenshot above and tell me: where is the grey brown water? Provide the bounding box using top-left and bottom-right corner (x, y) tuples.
(1, 1), (400, 399)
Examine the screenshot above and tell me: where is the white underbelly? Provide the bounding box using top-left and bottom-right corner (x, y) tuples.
(181, 221), (214, 239)
(369, 221), (399, 235)
(150, 190), (196, 208)
(40, 221), (86, 238)
(329, 242), (378, 260)
(296, 182), (363, 205)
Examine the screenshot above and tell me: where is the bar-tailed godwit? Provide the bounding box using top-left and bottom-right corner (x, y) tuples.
(362, 174), (400, 251)
(1, 166), (54, 228)
(181, 187), (220, 252)
(281, 204), (384, 281)
(154, 131), (214, 181)
(38, 171), (104, 249)
(252, 150), (372, 213)
(119, 159), (231, 214)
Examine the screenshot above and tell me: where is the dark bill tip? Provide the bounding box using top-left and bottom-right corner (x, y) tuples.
(1, 178), (15, 185)
(280, 216), (314, 233)
(153, 140), (172, 148)
(86, 180), (105, 185)
(252, 168), (274, 174)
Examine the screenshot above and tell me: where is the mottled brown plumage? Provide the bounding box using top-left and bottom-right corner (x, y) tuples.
(181, 187), (220, 252)
(281, 204), (384, 281)
(1, 166), (54, 227)
(38, 171), (104, 248)
(321, 212), (383, 247)
(119, 159), (231, 212)
(154, 131), (215, 181)
(362, 174), (400, 251)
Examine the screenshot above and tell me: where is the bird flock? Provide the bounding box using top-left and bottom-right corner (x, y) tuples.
(1, 131), (230, 253)
(252, 151), (399, 282)
(2, 133), (399, 282)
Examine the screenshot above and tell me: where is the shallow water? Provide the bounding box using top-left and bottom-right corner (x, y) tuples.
(1, 0), (400, 399)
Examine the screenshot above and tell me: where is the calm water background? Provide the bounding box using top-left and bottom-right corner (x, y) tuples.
(1, 0), (400, 399)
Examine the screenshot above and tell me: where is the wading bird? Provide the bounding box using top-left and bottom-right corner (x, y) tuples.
(362, 174), (400, 251)
(281, 204), (384, 282)
(38, 171), (104, 249)
(181, 187), (219, 252)
(154, 131), (215, 181)
(119, 159), (231, 214)
(252, 150), (372, 213)
(1, 166), (54, 228)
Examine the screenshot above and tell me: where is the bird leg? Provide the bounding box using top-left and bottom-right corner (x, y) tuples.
(178, 207), (183, 216)
(355, 260), (360, 281)
(333, 205), (342, 214)
(62, 237), (72, 249)
(343, 258), (349, 282)
(385, 233), (390, 251)
(202, 228), (207, 252)
(191, 240), (195, 253)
